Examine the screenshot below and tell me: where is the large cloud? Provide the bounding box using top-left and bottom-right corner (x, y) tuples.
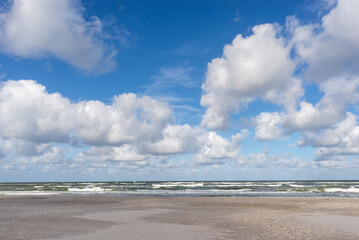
(284, 75), (359, 131)
(201, 24), (302, 129)
(74, 126), (249, 167)
(76, 94), (173, 146)
(300, 113), (359, 157)
(0, 80), (173, 146)
(282, 0), (359, 134)
(0, 79), (247, 171)
(199, 0), (359, 171)
(0, 80), (75, 143)
(202, 0), (359, 141)
(0, 0), (116, 73)
(291, 0), (359, 82)
(285, 0), (359, 163)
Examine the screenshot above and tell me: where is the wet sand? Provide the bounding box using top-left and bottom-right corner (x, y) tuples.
(0, 195), (359, 240)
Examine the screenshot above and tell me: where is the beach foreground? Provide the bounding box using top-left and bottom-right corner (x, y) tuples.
(1, 195), (359, 240)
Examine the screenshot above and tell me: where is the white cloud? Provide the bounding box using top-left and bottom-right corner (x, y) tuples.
(75, 126), (250, 168)
(19, 145), (66, 164)
(75, 145), (149, 163)
(315, 156), (350, 169)
(194, 129), (249, 165)
(291, 111), (359, 166)
(0, 0), (116, 73)
(0, 80), (76, 143)
(0, 79), (250, 172)
(299, 112), (357, 148)
(0, 138), (46, 157)
(255, 112), (285, 140)
(200, 0), (359, 168)
(276, 0), (359, 158)
(76, 93), (173, 146)
(238, 148), (308, 168)
(1, 142), (67, 173)
(201, 23), (300, 129)
(291, 0), (359, 82)
(143, 124), (205, 155)
(314, 115), (359, 157)
(284, 75), (359, 131)
(0, 80), (173, 146)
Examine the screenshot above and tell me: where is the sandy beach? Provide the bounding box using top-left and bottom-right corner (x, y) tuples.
(1, 195), (359, 240)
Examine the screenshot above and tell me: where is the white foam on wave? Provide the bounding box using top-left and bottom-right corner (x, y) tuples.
(67, 187), (107, 192)
(324, 187), (359, 193)
(209, 184), (247, 188)
(206, 189), (249, 192)
(208, 182), (282, 187)
(289, 184), (306, 188)
(209, 182), (248, 185)
(152, 182), (204, 189)
(260, 184), (282, 187)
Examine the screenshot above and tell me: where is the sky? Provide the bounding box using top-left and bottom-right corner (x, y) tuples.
(0, 0), (358, 181)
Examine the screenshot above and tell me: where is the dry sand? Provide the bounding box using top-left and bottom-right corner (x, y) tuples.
(0, 195), (359, 239)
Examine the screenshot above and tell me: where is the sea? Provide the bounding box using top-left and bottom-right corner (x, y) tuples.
(1, 181), (359, 198)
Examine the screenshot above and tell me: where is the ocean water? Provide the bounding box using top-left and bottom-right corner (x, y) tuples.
(0, 181), (359, 198)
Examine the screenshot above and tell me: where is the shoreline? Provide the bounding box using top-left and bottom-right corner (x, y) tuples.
(1, 195), (359, 239)
(2, 192), (359, 199)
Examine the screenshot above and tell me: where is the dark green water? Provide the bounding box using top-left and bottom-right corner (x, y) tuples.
(0, 181), (358, 198)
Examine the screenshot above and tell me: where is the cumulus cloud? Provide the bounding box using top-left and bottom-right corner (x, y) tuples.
(299, 113), (356, 148)
(0, 79), (248, 172)
(254, 112), (285, 140)
(0, 141), (67, 173)
(0, 0), (116, 73)
(259, 0), (359, 166)
(291, 0), (359, 82)
(284, 74), (359, 134)
(19, 145), (66, 164)
(75, 145), (150, 163)
(0, 80), (75, 143)
(285, 1), (359, 132)
(0, 80), (173, 146)
(0, 138), (50, 157)
(143, 125), (206, 155)
(77, 93), (173, 146)
(201, 23), (301, 129)
(238, 148), (308, 168)
(194, 129), (249, 165)
(311, 113), (359, 157)
(201, 0), (359, 168)
(282, 0), (359, 134)
(315, 156), (350, 169)
(75, 126), (249, 167)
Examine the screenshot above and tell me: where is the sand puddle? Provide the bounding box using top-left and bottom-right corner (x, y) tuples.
(55, 209), (218, 240)
(297, 213), (359, 237)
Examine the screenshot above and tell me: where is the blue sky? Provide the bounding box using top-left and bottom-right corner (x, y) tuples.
(0, 0), (359, 181)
